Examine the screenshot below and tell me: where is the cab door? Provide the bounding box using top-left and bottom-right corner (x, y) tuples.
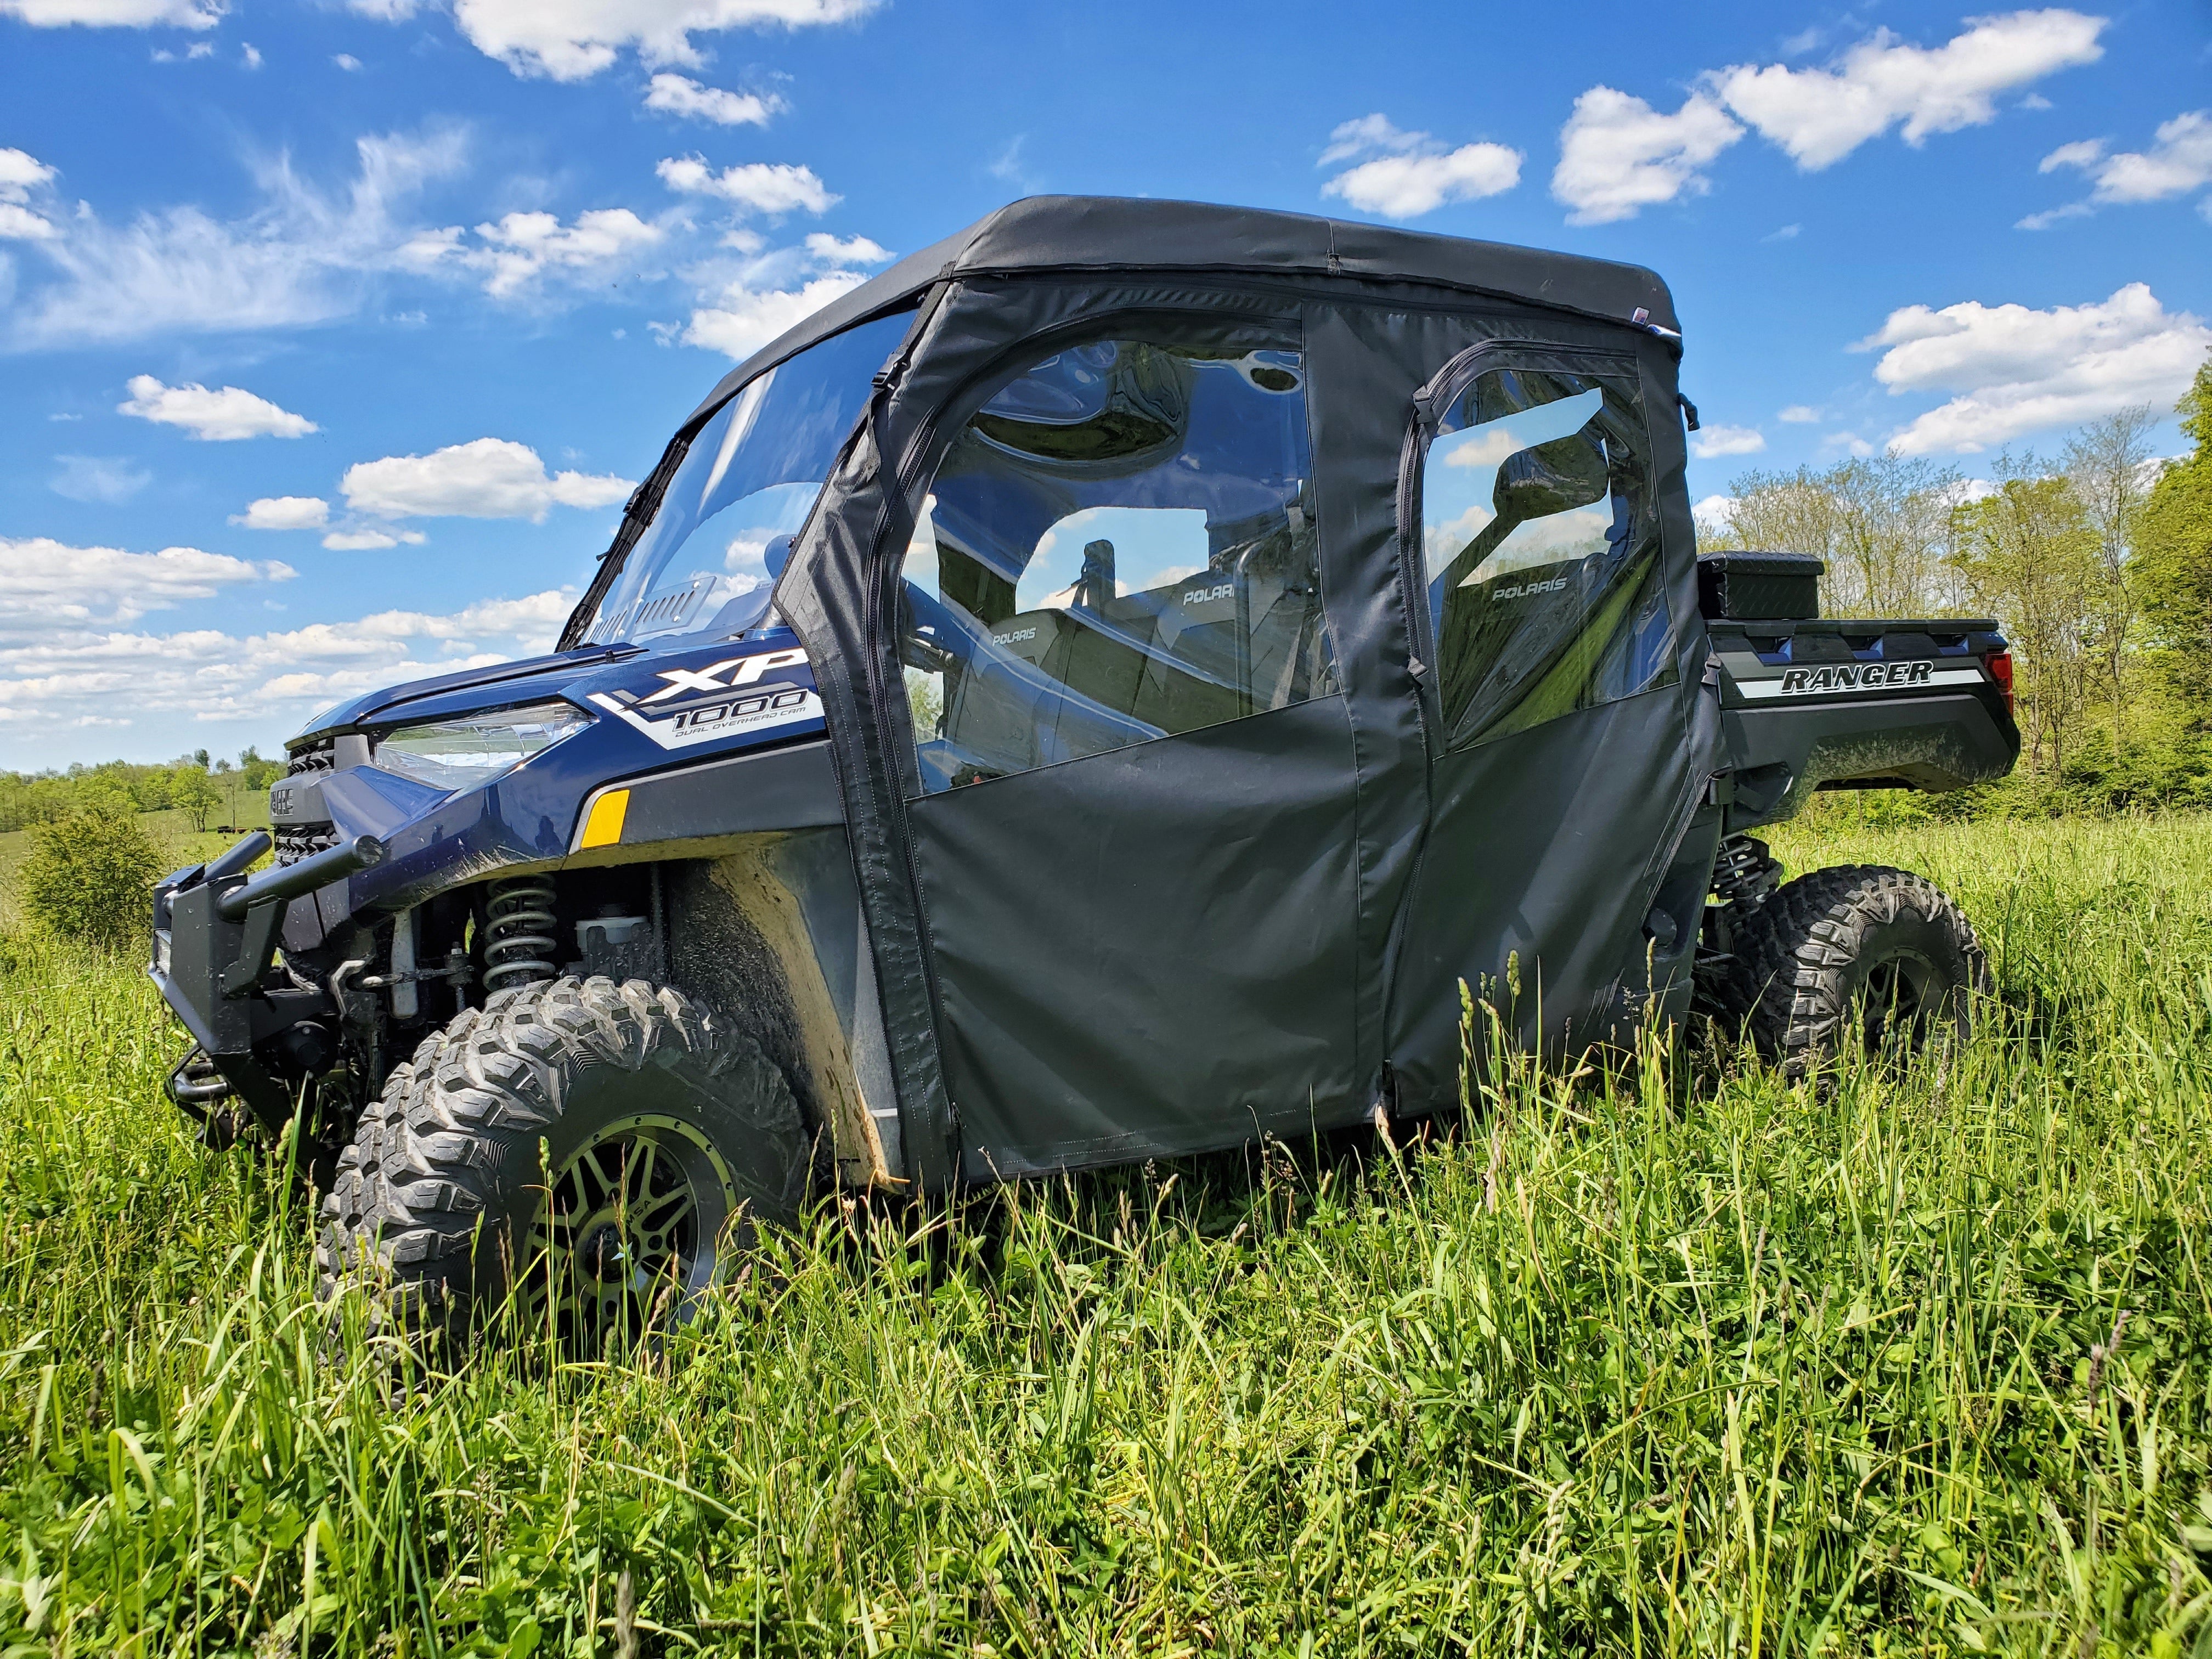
(1383, 338), (1709, 1098)
(887, 323), (1365, 1177)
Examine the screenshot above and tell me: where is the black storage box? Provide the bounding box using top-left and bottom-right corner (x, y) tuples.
(1696, 551), (1823, 620)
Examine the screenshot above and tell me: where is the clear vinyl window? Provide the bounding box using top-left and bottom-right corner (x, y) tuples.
(1420, 364), (1673, 748)
(898, 338), (1336, 793)
(579, 309), (913, 647)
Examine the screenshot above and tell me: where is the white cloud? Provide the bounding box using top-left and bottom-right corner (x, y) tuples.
(321, 527), (427, 550)
(332, 52), (362, 69)
(0, 588), (575, 741)
(0, 148), (59, 241)
(986, 134), (1034, 189)
(233, 495), (329, 530)
(119, 373), (318, 439)
(1824, 432), (1877, 457)
(0, 204), (59, 241)
(1553, 12), (2106, 223)
(0, 148), (56, 201)
(1318, 114), (1427, 168)
(0, 538), (292, 627)
(1858, 283), (2212, 454)
(0, 0), (221, 27)
(1777, 404), (1821, 424)
(450, 207), (664, 298)
(50, 455), (150, 503)
(240, 41), (259, 67)
(1552, 88), (1743, 224)
(802, 230), (888, 265)
(1317, 114), (1521, 219)
(2041, 109), (2212, 209)
(1323, 143), (1522, 219)
(340, 436), (633, 520)
(644, 72), (782, 126)
(1711, 10), (2106, 170)
(2040, 138), (2105, 172)
(657, 155), (837, 215)
(681, 270), (865, 359)
(4, 126), (467, 349)
(2015, 201), (2094, 230)
(1691, 424), (1767, 459)
(428, 0), (876, 82)
(1693, 494), (1736, 530)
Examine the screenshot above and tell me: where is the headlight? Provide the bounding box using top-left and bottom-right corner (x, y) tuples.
(373, 701), (591, 792)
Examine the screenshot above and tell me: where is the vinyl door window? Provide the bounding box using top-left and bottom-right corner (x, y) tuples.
(1418, 362), (1673, 749)
(899, 336), (1336, 792)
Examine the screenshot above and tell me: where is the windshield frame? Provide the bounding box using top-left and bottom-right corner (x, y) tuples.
(557, 303), (919, 651)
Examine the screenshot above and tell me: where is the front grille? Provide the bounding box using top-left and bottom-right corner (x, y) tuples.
(286, 739), (336, 777)
(277, 738), (338, 866)
(275, 825), (341, 866)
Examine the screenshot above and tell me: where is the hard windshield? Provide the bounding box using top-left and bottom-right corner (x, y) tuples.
(580, 309), (913, 646)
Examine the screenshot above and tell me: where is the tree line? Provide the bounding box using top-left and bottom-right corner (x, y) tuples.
(0, 747), (286, 836)
(1702, 352), (2212, 810)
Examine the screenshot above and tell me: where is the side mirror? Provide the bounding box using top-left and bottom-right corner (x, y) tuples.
(1491, 433), (1609, 523)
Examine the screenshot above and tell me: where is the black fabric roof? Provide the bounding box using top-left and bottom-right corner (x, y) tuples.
(682, 195), (1678, 426)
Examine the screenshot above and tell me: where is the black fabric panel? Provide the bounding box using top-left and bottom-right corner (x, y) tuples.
(1298, 307), (1429, 1078)
(1387, 684), (1692, 1107)
(684, 197), (1677, 427)
(910, 696), (1363, 1177)
(781, 409), (968, 1190)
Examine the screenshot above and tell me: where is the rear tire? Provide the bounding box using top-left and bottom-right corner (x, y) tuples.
(315, 976), (814, 1345)
(1721, 865), (1988, 1082)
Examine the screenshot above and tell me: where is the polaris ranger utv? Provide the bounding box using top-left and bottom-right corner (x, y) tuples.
(150, 196), (2019, 1340)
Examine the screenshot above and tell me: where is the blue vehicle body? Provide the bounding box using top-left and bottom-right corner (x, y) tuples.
(281, 628), (832, 915)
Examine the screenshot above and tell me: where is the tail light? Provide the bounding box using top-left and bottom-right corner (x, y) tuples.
(1986, 649), (2015, 717)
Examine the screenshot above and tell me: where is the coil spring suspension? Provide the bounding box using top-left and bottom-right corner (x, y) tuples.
(1712, 833), (1780, 915)
(483, 874), (560, 994)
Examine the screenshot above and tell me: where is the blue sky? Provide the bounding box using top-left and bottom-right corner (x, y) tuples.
(2, 0), (2207, 769)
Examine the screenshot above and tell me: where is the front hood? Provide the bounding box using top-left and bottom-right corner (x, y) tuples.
(291, 643), (646, 743)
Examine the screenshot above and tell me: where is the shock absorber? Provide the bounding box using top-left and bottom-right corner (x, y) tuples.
(482, 874), (560, 994)
(1712, 833), (1781, 916)
(1696, 833), (1784, 1016)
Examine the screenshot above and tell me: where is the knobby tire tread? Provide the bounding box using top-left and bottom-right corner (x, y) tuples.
(314, 975), (797, 1334)
(1720, 864), (1986, 1081)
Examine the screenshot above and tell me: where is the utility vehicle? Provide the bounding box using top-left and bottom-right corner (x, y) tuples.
(150, 197), (2020, 1340)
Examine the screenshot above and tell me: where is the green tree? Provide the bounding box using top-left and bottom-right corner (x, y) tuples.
(173, 765), (222, 832)
(238, 746), (285, 791)
(2136, 354), (2212, 662)
(1712, 454), (1970, 617)
(16, 804), (164, 952)
(2063, 405), (2160, 757)
(1952, 458), (2101, 782)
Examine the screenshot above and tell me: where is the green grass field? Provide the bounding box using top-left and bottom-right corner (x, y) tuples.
(0, 812), (2208, 1655)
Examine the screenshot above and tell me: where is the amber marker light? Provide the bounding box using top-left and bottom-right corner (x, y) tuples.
(579, 789), (630, 849)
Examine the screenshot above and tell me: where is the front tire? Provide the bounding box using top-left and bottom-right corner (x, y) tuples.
(315, 977), (814, 1345)
(1722, 865), (1988, 1082)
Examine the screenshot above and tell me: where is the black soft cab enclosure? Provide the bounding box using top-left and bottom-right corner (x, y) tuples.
(148, 196), (2019, 1346)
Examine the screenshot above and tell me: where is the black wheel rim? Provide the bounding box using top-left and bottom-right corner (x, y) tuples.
(1859, 950), (1938, 1054)
(520, 1114), (737, 1350)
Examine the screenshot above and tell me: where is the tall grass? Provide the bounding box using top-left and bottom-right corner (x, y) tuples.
(0, 814), (2208, 1654)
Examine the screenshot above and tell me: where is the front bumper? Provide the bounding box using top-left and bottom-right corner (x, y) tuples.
(149, 831), (385, 1131)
